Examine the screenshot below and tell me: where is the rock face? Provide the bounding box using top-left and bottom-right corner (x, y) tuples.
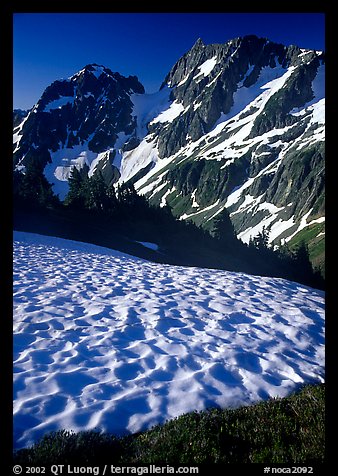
(13, 36), (325, 270)
(131, 36), (325, 270)
(13, 109), (29, 128)
(13, 64), (144, 197)
(150, 37), (320, 158)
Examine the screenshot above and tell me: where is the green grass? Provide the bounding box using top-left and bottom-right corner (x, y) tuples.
(287, 223), (325, 277)
(14, 384), (325, 465)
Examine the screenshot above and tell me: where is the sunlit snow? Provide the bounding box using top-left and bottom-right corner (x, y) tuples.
(13, 232), (325, 450)
(150, 100), (186, 125)
(131, 87), (172, 138)
(193, 56), (218, 81)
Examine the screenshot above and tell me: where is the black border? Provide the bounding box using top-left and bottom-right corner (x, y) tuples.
(3, 3), (334, 473)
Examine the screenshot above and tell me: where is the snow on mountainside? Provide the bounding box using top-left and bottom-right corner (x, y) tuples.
(13, 231), (325, 449)
(13, 64), (145, 199)
(13, 36), (325, 259)
(131, 37), (325, 251)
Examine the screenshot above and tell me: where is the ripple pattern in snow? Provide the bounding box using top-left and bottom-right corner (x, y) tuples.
(13, 232), (325, 449)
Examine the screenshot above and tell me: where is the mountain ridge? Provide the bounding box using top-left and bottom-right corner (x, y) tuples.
(13, 35), (325, 273)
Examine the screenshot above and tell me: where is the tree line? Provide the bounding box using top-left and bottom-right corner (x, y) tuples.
(13, 163), (324, 289)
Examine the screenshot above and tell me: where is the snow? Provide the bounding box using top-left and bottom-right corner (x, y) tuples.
(91, 65), (107, 79)
(136, 241), (159, 251)
(312, 217), (325, 225)
(193, 56), (218, 81)
(72, 65), (115, 81)
(177, 73), (190, 87)
(309, 98), (325, 126)
(118, 87), (190, 185)
(180, 200), (220, 220)
(238, 204), (326, 246)
(206, 71), (222, 88)
(229, 194), (262, 217)
(290, 64), (325, 122)
(88, 151), (110, 178)
(211, 62), (292, 129)
(135, 153), (185, 191)
(149, 100), (186, 125)
(44, 95), (75, 113)
(225, 177), (257, 208)
(87, 148), (119, 179)
(232, 192), (296, 245)
(285, 211), (325, 243)
(176, 65), (300, 177)
(13, 113), (31, 153)
(130, 86), (190, 132)
(269, 217), (296, 242)
(218, 84), (326, 244)
(311, 65), (325, 101)
(140, 174), (167, 198)
(13, 231), (325, 450)
(257, 201), (284, 214)
(238, 214), (279, 244)
(45, 143), (98, 199)
(131, 87), (171, 139)
(119, 137), (159, 185)
(100, 131), (129, 173)
(191, 189), (199, 208)
(160, 186), (176, 208)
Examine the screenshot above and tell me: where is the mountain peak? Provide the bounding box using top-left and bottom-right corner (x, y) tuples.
(13, 34), (325, 270)
(192, 37), (204, 49)
(72, 63), (116, 80)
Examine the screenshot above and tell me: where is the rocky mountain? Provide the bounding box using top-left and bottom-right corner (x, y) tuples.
(13, 64), (145, 198)
(13, 109), (29, 128)
(13, 36), (325, 271)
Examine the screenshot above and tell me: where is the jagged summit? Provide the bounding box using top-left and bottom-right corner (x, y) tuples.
(70, 63), (142, 84)
(72, 63), (116, 79)
(13, 63), (145, 198)
(191, 37), (204, 48)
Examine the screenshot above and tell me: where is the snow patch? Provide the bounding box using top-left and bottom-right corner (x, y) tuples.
(191, 189), (199, 208)
(13, 231), (325, 449)
(193, 56), (218, 81)
(160, 186), (176, 208)
(150, 100), (186, 125)
(180, 199), (220, 220)
(119, 137), (159, 185)
(45, 142), (98, 199)
(286, 212), (325, 243)
(131, 87), (171, 139)
(44, 95), (75, 112)
(136, 241), (159, 251)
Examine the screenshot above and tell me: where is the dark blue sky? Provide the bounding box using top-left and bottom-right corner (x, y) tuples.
(13, 12), (325, 110)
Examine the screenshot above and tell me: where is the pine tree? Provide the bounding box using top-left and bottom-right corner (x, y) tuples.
(13, 162), (60, 209)
(64, 167), (87, 209)
(86, 172), (108, 211)
(293, 241), (314, 277)
(212, 208), (236, 244)
(249, 225), (271, 250)
(106, 183), (118, 213)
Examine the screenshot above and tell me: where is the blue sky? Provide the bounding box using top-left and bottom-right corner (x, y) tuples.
(13, 12), (325, 110)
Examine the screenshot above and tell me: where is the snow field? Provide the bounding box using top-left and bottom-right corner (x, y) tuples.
(13, 232), (325, 449)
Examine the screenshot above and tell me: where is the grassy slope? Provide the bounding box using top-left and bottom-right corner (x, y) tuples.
(287, 223), (325, 278)
(13, 384), (325, 464)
